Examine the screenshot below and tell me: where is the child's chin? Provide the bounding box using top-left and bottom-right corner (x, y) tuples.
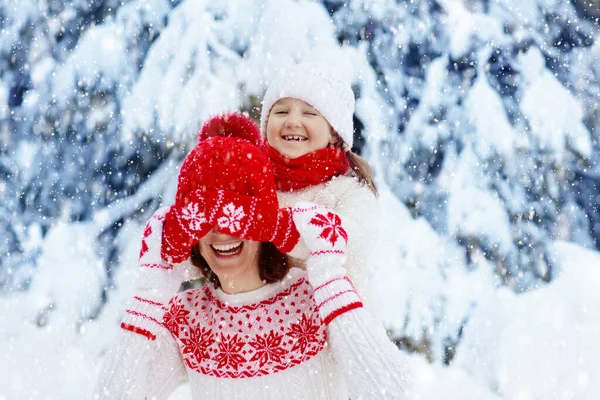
(281, 147), (309, 159)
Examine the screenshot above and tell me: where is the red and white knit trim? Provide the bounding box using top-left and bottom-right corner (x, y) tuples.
(140, 262), (173, 270)
(312, 276), (363, 326)
(120, 296), (168, 341)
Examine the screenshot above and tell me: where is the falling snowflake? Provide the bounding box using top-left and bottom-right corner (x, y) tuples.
(217, 203), (246, 233)
(181, 202), (207, 231)
(309, 211), (348, 246)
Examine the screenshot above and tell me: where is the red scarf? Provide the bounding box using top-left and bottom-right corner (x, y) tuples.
(266, 143), (350, 192)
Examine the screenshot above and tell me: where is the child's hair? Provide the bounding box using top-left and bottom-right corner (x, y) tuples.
(333, 134), (378, 197)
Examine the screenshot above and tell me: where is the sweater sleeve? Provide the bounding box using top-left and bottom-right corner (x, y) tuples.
(326, 306), (411, 399)
(94, 297), (188, 399)
(307, 258), (411, 399)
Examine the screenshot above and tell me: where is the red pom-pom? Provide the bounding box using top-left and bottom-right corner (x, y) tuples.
(198, 113), (262, 146)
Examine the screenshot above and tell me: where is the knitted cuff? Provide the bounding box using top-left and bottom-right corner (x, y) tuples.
(306, 254), (363, 326)
(121, 295), (168, 341)
(312, 275), (363, 326)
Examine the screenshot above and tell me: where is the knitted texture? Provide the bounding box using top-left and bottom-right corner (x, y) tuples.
(276, 175), (379, 303)
(327, 307), (412, 399)
(265, 143), (349, 192)
(291, 202), (363, 325)
(260, 62), (355, 147)
(122, 207), (196, 344)
(95, 208), (192, 399)
(164, 273), (326, 378)
(162, 113), (300, 263)
(95, 321), (187, 399)
(96, 268), (411, 399)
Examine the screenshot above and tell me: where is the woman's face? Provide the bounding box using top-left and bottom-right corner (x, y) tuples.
(266, 97), (334, 159)
(197, 229), (262, 293)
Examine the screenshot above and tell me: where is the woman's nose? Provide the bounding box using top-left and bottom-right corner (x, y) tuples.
(210, 228), (237, 240)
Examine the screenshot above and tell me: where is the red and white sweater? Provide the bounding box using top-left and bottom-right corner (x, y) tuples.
(96, 267), (410, 399)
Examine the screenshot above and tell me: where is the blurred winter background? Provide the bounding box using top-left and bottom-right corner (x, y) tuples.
(1, 0), (599, 398)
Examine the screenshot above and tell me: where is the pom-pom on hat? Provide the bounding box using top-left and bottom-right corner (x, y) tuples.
(198, 112), (262, 144)
(162, 113), (279, 263)
(260, 62), (356, 148)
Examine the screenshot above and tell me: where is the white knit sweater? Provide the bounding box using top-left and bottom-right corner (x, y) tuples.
(277, 174), (379, 300)
(95, 267), (410, 400)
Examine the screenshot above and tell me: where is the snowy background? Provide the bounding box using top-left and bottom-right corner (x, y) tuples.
(1, 0), (599, 398)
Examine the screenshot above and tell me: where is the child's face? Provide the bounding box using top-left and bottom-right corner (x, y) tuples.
(266, 98), (334, 159)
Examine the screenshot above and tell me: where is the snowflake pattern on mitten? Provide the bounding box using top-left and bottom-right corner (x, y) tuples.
(292, 202), (363, 326)
(217, 203), (246, 233)
(291, 203), (347, 255)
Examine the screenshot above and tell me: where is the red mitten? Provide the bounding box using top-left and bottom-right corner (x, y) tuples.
(292, 201), (363, 325)
(161, 190), (213, 264)
(204, 189), (299, 253)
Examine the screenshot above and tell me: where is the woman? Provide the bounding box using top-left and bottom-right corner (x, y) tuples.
(95, 113), (410, 399)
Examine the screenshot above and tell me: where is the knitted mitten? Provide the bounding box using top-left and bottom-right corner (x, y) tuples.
(162, 190), (213, 264)
(204, 189), (300, 253)
(291, 201), (363, 325)
(122, 206), (200, 341)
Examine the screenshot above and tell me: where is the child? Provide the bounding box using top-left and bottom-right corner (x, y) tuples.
(260, 62), (379, 300)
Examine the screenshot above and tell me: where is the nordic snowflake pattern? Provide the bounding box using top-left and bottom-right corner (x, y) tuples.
(139, 224), (152, 259)
(164, 276), (326, 378)
(217, 203), (246, 233)
(181, 202), (207, 231)
(309, 211), (348, 247)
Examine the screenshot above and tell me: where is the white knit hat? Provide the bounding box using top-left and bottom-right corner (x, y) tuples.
(260, 62), (355, 148)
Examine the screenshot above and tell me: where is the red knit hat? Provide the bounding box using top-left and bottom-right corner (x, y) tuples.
(174, 113), (269, 203)
(162, 113), (298, 264)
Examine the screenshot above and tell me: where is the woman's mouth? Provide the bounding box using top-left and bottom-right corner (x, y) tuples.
(210, 241), (243, 258)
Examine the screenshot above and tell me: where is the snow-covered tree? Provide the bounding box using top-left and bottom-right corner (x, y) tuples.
(328, 0), (599, 362)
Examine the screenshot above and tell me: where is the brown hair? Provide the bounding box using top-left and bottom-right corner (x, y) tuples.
(333, 134), (378, 197)
(190, 242), (291, 289)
